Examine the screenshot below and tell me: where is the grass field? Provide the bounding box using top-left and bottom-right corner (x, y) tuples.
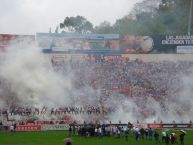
(0, 130), (192, 145)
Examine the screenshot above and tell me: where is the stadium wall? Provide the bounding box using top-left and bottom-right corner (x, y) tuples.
(121, 54), (193, 62)
(47, 53), (193, 62)
(1, 123), (193, 132)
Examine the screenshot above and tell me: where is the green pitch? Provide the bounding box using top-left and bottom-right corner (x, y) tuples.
(0, 130), (192, 145)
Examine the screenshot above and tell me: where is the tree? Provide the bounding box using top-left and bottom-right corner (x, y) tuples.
(156, 0), (191, 34)
(111, 0), (191, 35)
(59, 0), (192, 35)
(94, 21), (113, 34)
(60, 15), (93, 33)
(106, 0), (162, 35)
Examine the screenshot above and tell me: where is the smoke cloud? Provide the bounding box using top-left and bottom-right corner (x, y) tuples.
(0, 39), (193, 123)
(0, 39), (72, 108)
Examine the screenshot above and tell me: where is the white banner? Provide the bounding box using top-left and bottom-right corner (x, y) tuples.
(42, 124), (69, 131)
(177, 46), (193, 53)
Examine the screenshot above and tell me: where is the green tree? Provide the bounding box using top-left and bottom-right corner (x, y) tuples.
(94, 21), (113, 34)
(156, 0), (191, 34)
(112, 0), (191, 35)
(60, 15), (93, 33)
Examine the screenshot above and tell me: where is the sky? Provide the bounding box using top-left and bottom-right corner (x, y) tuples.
(0, 0), (142, 35)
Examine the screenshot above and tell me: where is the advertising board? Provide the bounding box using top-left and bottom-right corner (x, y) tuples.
(0, 34), (35, 51)
(16, 125), (41, 131)
(41, 124), (69, 131)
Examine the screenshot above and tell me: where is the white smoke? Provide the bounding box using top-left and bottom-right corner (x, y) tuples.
(0, 39), (72, 108)
(0, 39), (193, 123)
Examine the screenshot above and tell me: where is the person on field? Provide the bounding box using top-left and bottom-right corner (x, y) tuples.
(179, 131), (186, 145)
(69, 126), (72, 136)
(145, 128), (148, 139)
(148, 128), (153, 140)
(135, 127), (140, 141)
(154, 130), (160, 144)
(140, 128), (145, 139)
(124, 126), (129, 141)
(66, 142), (71, 145)
(64, 138), (72, 145)
(162, 130), (166, 143)
(171, 133), (175, 145)
(165, 134), (170, 145)
(13, 123), (17, 132)
(10, 124), (14, 133)
(9, 123), (15, 136)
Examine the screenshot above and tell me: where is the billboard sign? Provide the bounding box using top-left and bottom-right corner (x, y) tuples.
(177, 46), (193, 53)
(147, 124), (163, 129)
(41, 124), (69, 131)
(0, 34), (35, 51)
(121, 35), (193, 54)
(121, 35), (154, 53)
(16, 125), (41, 131)
(36, 33), (119, 52)
(147, 124), (192, 129)
(37, 33), (193, 54)
(152, 35), (193, 53)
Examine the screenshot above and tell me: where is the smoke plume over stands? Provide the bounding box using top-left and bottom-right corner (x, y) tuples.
(0, 40), (72, 108)
(0, 39), (193, 123)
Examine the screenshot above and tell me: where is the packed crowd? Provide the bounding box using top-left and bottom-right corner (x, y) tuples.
(1, 55), (193, 122)
(0, 106), (114, 116)
(52, 56), (193, 118)
(53, 56), (193, 97)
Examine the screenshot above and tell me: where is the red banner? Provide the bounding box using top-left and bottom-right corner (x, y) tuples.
(147, 124), (163, 129)
(16, 125), (41, 131)
(36, 120), (50, 125)
(147, 123), (192, 129)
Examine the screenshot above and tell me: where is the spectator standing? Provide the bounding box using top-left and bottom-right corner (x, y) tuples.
(179, 130), (186, 145)
(69, 126), (72, 137)
(124, 126), (129, 141)
(165, 134), (170, 145)
(154, 130), (160, 144)
(162, 130), (166, 143)
(148, 128), (153, 140)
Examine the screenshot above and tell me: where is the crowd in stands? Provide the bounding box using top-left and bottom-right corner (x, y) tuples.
(1, 55), (193, 122)
(0, 106), (114, 117)
(52, 56), (193, 118)
(53, 56), (193, 98)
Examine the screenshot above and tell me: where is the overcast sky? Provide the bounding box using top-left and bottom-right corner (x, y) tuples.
(0, 0), (142, 35)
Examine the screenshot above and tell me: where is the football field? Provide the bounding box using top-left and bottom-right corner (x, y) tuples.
(0, 130), (192, 145)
